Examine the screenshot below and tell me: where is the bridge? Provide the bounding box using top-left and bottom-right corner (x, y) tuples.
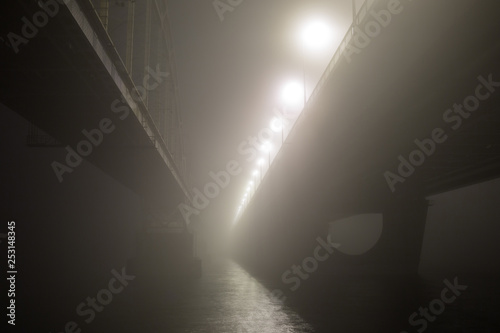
(2, 0), (500, 331)
(232, 0), (500, 282)
(1, 0), (190, 214)
(0, 0), (201, 282)
(3, 0), (500, 280)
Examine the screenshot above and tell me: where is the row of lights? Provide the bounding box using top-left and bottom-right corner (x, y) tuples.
(235, 17), (335, 222)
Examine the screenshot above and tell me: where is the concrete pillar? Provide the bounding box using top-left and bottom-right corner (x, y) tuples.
(379, 196), (429, 275)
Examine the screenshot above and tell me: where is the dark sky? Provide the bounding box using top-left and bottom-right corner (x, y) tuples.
(166, 0), (364, 226)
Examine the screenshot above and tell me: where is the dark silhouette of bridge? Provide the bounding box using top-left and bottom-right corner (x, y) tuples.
(4, 1), (500, 332)
(2, 0), (500, 294)
(1, 0), (190, 214)
(1, 0), (201, 285)
(232, 0), (500, 282)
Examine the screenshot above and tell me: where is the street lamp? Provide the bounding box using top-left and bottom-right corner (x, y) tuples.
(299, 19), (333, 54)
(270, 116), (284, 144)
(297, 18), (335, 107)
(252, 169), (260, 184)
(281, 80), (304, 109)
(260, 142), (272, 168)
(257, 158), (264, 181)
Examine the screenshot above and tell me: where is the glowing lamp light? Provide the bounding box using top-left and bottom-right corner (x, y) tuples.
(270, 117), (284, 132)
(281, 81), (303, 107)
(260, 142), (272, 152)
(299, 19), (333, 53)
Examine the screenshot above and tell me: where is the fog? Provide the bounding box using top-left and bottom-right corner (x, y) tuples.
(2, 0), (500, 331)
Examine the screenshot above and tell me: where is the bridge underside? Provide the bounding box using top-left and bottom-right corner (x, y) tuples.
(0, 1), (188, 212)
(233, 0), (500, 279)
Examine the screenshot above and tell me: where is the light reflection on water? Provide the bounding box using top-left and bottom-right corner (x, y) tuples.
(121, 260), (315, 333)
(175, 260), (315, 333)
(96, 259), (499, 332)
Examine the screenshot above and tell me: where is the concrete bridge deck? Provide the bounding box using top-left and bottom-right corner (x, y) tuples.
(233, 0), (500, 278)
(0, 0), (189, 212)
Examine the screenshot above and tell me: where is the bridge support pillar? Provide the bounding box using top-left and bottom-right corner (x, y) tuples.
(378, 196), (429, 275)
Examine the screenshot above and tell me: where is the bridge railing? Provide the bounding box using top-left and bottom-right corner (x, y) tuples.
(307, 0), (377, 105)
(240, 0), (380, 220)
(87, 0), (190, 190)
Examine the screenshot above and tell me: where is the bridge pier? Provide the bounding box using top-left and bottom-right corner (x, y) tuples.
(375, 196), (429, 275)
